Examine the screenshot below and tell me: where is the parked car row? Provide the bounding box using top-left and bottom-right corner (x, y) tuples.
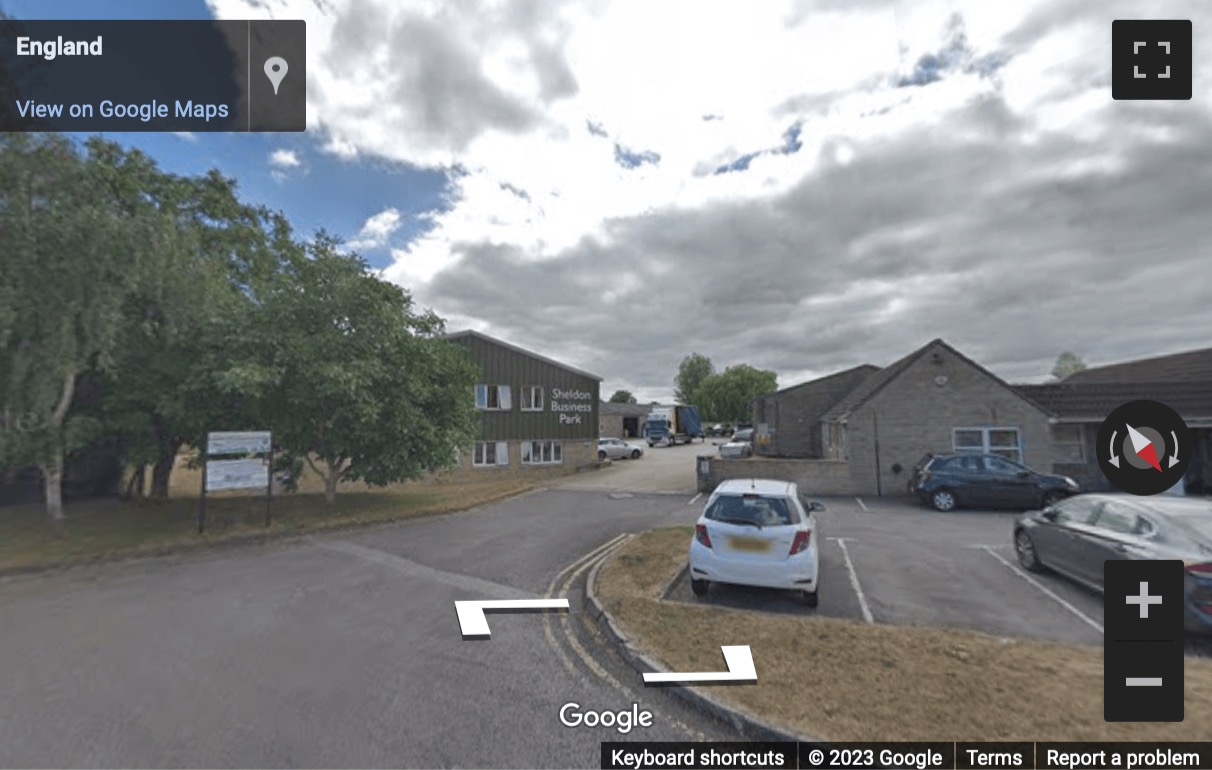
(687, 475), (1212, 636)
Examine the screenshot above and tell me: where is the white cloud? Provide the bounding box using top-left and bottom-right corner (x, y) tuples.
(173, 131), (198, 141)
(269, 149), (302, 168)
(347, 208), (404, 251)
(207, 0), (1212, 402)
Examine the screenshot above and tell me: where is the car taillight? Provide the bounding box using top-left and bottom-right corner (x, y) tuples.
(1186, 562), (1212, 576)
(789, 530), (811, 555)
(695, 524), (712, 549)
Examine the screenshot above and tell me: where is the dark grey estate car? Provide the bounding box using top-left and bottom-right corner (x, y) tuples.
(911, 452), (1080, 511)
(1014, 494), (1212, 635)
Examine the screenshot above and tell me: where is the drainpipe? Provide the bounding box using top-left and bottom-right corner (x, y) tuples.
(873, 411), (882, 497)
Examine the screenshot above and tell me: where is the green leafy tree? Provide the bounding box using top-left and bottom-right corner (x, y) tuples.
(0, 135), (176, 524)
(1051, 352), (1087, 381)
(694, 365), (778, 423)
(238, 235), (480, 503)
(91, 164), (303, 500)
(608, 390), (637, 404)
(674, 353), (714, 405)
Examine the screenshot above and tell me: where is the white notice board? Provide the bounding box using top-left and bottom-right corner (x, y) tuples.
(207, 431), (272, 456)
(206, 458), (269, 491)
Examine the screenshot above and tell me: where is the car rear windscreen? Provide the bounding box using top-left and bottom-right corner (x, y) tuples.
(705, 495), (795, 526)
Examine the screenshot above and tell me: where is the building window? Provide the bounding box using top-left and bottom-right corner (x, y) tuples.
(521, 440), (563, 465)
(520, 385), (543, 411)
(952, 427), (1022, 463)
(1049, 424), (1084, 462)
(474, 384), (512, 411)
(473, 441), (509, 467)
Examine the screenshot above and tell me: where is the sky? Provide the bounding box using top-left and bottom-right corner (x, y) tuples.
(5, 0), (1211, 402)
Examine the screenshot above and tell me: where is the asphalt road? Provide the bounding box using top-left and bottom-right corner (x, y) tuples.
(6, 449), (1208, 768)
(0, 487), (728, 769)
(552, 436), (708, 494)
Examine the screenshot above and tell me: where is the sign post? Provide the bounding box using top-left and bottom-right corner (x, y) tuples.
(199, 431), (273, 534)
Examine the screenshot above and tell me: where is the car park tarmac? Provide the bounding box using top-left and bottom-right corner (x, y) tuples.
(668, 495), (1212, 656)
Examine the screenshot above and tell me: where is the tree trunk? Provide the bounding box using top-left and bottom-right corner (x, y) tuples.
(321, 457), (349, 504)
(323, 468), (339, 504)
(122, 465), (146, 500)
(149, 440), (182, 501)
(41, 458), (66, 534)
(43, 370), (76, 524)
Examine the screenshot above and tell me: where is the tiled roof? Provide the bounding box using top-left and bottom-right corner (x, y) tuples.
(1062, 346), (1212, 384)
(758, 364), (881, 399)
(819, 339), (1052, 422)
(820, 340), (945, 423)
(1014, 381), (1212, 420)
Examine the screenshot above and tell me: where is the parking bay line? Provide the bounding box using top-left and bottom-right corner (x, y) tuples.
(687, 492), (702, 506)
(977, 546), (1103, 634)
(854, 497), (868, 512)
(827, 537), (874, 624)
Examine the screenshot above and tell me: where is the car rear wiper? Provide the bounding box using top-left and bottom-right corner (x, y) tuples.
(718, 517), (761, 529)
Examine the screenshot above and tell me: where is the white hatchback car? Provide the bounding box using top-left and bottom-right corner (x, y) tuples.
(688, 479), (823, 607)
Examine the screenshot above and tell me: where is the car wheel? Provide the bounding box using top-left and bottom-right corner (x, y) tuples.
(1015, 528), (1044, 572)
(799, 589), (819, 608)
(630, 449), (641, 459)
(691, 579), (709, 597)
(930, 489), (957, 512)
(598, 450), (606, 461)
(648, 442), (655, 448)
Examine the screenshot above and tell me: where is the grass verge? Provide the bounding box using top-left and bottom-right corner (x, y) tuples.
(595, 526), (1212, 741)
(0, 479), (533, 573)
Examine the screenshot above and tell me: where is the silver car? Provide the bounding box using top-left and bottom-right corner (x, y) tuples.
(719, 439), (753, 458)
(1014, 494), (1212, 635)
(598, 438), (644, 460)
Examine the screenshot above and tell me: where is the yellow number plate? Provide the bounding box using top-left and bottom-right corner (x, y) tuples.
(727, 536), (770, 552)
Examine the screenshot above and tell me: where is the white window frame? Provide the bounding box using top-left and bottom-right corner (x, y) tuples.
(474, 384), (512, 411)
(473, 441), (510, 467)
(522, 439), (564, 465)
(520, 385), (543, 412)
(952, 426), (1023, 463)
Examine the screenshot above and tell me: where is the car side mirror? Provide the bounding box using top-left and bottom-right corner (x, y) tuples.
(1041, 508), (1058, 520)
(1016, 470), (1030, 478)
(803, 499), (825, 512)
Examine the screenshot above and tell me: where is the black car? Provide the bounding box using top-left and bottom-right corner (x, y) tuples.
(911, 452), (1079, 512)
(1013, 494), (1212, 635)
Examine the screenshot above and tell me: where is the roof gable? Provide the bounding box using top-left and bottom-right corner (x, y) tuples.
(821, 339), (1050, 422)
(443, 330), (604, 381)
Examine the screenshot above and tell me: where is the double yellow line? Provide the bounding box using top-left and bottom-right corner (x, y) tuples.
(542, 533), (632, 692)
(541, 532), (708, 741)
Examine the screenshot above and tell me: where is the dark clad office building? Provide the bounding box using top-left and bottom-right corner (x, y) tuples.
(444, 331), (602, 478)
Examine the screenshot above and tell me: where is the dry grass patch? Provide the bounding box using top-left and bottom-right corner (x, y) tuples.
(0, 479), (532, 572)
(596, 527), (1212, 742)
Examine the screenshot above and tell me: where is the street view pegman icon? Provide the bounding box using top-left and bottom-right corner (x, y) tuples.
(264, 56), (289, 95)
(1096, 399), (1191, 495)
